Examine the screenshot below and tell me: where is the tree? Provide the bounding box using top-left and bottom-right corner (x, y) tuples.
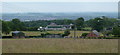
(101, 16), (118, 28)
(11, 18), (26, 31)
(112, 26), (120, 37)
(75, 17), (84, 30)
(0, 20), (2, 36)
(81, 33), (88, 37)
(90, 17), (104, 32)
(0, 20), (2, 31)
(63, 29), (70, 36)
(2, 21), (11, 35)
(86, 17), (118, 30)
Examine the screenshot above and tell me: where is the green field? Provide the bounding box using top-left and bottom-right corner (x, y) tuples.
(2, 31), (91, 37)
(2, 31), (105, 38)
(2, 31), (104, 37)
(2, 39), (118, 53)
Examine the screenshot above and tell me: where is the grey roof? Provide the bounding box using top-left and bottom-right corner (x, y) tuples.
(50, 23), (57, 25)
(12, 31), (21, 33)
(92, 30), (100, 36)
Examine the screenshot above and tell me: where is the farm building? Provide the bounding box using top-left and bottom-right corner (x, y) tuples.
(44, 23), (73, 30)
(12, 31), (25, 38)
(86, 30), (100, 37)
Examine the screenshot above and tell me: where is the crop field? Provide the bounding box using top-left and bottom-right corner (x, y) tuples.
(2, 39), (118, 53)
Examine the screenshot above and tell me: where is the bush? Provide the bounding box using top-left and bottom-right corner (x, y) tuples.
(45, 33), (51, 35)
(103, 37), (120, 39)
(81, 33), (88, 36)
(112, 26), (120, 37)
(63, 29), (70, 36)
(26, 27), (38, 31)
(41, 33), (46, 38)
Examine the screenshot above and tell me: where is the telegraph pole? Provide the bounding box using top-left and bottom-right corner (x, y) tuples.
(74, 21), (77, 38)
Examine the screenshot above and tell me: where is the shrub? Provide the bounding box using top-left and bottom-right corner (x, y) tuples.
(45, 33), (51, 35)
(112, 26), (120, 37)
(63, 29), (70, 36)
(81, 33), (88, 36)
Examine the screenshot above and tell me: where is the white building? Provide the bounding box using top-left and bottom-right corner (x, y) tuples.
(44, 23), (73, 30)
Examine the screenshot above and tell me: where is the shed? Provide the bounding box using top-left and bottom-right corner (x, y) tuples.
(86, 30), (100, 37)
(12, 31), (25, 38)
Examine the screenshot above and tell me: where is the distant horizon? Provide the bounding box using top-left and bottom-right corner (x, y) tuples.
(2, 12), (118, 21)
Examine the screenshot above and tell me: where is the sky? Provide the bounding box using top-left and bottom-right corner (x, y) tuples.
(1, 0), (119, 2)
(1, 0), (119, 13)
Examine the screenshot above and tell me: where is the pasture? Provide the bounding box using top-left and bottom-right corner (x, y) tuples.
(2, 39), (118, 53)
(2, 31), (91, 37)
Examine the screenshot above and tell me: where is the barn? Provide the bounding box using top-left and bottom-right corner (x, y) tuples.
(12, 31), (25, 38)
(86, 30), (100, 37)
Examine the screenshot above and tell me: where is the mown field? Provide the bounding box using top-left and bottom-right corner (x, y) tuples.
(2, 39), (118, 53)
(2, 31), (98, 37)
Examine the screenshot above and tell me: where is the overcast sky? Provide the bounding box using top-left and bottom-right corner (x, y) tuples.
(1, 0), (119, 2)
(1, 0), (119, 13)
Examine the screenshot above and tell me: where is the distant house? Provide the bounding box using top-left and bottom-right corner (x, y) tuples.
(86, 30), (100, 37)
(104, 27), (113, 31)
(12, 31), (25, 38)
(44, 23), (73, 30)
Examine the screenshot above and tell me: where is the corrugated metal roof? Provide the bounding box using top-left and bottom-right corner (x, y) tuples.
(12, 31), (21, 33)
(92, 30), (100, 36)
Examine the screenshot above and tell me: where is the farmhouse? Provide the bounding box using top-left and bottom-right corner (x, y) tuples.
(44, 23), (73, 30)
(86, 30), (100, 37)
(12, 31), (25, 38)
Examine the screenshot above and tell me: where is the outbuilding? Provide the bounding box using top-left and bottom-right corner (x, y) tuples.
(12, 31), (25, 38)
(86, 30), (100, 37)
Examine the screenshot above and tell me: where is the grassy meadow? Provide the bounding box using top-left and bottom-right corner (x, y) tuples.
(2, 31), (91, 37)
(2, 31), (105, 38)
(2, 39), (118, 53)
